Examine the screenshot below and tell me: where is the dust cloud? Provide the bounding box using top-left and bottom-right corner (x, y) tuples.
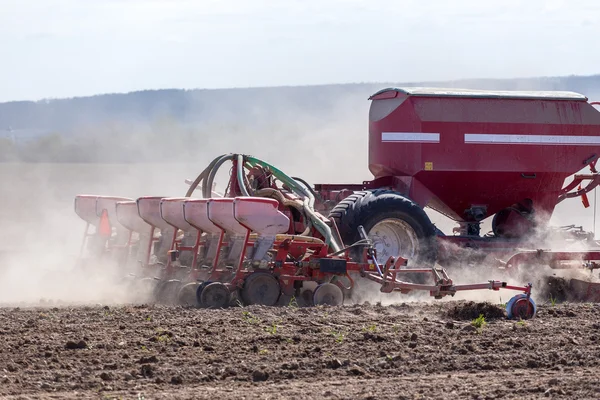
(0, 83), (598, 309)
(0, 91), (373, 306)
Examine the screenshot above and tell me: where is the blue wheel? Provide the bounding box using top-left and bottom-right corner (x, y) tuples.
(506, 294), (536, 320)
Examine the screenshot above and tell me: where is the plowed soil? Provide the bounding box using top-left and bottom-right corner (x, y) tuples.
(1, 300), (600, 400)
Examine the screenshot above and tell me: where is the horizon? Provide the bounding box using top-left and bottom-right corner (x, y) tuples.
(4, 72), (600, 104)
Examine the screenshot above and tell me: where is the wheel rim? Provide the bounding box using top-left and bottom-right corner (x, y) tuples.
(313, 283), (344, 306)
(506, 294), (537, 320)
(511, 298), (536, 320)
(200, 282), (230, 309)
(368, 218), (419, 264)
(241, 273), (281, 306)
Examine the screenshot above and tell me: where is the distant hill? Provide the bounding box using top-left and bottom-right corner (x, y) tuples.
(1, 74), (600, 163)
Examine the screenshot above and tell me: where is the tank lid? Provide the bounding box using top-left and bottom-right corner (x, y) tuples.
(369, 87), (588, 101)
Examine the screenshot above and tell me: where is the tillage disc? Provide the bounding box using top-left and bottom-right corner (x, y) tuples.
(313, 283), (344, 306)
(240, 272), (281, 306)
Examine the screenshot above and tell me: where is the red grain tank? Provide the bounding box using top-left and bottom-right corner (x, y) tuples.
(368, 87), (600, 235)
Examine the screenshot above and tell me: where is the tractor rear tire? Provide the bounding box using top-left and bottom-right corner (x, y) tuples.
(328, 189), (438, 281)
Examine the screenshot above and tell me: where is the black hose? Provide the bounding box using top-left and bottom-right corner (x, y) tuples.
(202, 154), (230, 197)
(291, 176), (317, 198)
(203, 154), (234, 198)
(184, 153), (228, 197)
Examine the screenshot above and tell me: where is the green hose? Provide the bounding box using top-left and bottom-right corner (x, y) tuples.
(187, 153), (342, 252)
(244, 155), (342, 252)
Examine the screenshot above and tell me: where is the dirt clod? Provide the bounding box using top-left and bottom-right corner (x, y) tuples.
(141, 364), (154, 378)
(348, 365), (367, 376)
(326, 359), (343, 369)
(139, 355), (158, 364)
(446, 301), (506, 320)
(252, 369), (269, 382)
(99, 372), (113, 381)
(64, 340), (87, 350)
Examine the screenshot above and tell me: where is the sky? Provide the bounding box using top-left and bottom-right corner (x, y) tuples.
(1, 0), (599, 102)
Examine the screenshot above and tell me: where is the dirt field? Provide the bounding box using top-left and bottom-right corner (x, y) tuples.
(0, 300), (599, 400)
(1, 162), (599, 399)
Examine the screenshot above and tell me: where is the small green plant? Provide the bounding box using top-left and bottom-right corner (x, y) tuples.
(330, 330), (345, 343)
(157, 334), (170, 343)
(362, 323), (377, 333)
(549, 294), (557, 307)
(154, 328), (171, 343)
(288, 296), (299, 308)
(471, 314), (487, 331)
(265, 322), (278, 335)
(517, 320), (526, 327)
(259, 349), (269, 355)
(242, 311), (261, 324)
(499, 297), (506, 308)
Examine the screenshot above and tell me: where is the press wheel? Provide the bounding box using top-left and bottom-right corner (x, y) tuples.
(199, 282), (231, 309)
(240, 272), (281, 306)
(313, 283), (344, 306)
(177, 281), (201, 307)
(299, 289), (314, 307)
(195, 281), (212, 304)
(506, 294), (536, 320)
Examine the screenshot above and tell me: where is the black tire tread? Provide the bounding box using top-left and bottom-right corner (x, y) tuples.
(327, 189), (437, 267)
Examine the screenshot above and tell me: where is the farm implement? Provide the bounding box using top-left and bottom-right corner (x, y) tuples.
(73, 88), (600, 319)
